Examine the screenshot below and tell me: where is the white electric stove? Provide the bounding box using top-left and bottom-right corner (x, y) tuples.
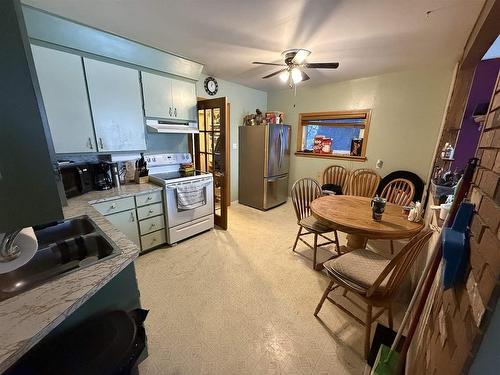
(147, 153), (214, 244)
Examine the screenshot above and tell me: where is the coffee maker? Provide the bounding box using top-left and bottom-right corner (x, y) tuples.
(93, 162), (113, 190)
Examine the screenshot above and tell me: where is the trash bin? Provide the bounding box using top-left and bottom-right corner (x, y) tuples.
(7, 309), (148, 375)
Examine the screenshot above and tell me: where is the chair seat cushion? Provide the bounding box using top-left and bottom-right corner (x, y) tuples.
(323, 249), (391, 291)
(322, 183), (343, 195)
(300, 215), (335, 233)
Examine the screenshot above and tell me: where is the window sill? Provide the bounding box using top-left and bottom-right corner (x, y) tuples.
(295, 151), (367, 161)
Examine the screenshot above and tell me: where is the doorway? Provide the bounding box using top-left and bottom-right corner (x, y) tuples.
(194, 97), (230, 229)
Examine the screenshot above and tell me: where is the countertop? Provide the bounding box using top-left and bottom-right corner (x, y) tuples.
(0, 182), (161, 373)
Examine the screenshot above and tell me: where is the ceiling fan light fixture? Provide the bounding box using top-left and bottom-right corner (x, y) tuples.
(279, 70), (290, 83)
(291, 67), (303, 84)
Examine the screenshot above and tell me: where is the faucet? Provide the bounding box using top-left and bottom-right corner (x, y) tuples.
(0, 229), (22, 262)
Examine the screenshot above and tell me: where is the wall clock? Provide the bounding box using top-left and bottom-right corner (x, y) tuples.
(204, 76), (218, 96)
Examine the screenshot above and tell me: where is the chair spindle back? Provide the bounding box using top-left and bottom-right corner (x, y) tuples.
(367, 229), (433, 298)
(291, 178), (322, 222)
(349, 169), (381, 197)
(381, 178), (415, 206)
(322, 165), (350, 193)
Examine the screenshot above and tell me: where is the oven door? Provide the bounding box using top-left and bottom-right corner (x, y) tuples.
(165, 177), (214, 227)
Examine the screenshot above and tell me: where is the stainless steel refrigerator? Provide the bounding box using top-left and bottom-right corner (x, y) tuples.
(238, 124), (291, 210)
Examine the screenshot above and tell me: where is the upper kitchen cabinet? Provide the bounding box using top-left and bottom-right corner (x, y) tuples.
(31, 44), (96, 153)
(141, 72), (173, 119)
(172, 79), (197, 121)
(84, 58), (146, 152)
(141, 72), (197, 121)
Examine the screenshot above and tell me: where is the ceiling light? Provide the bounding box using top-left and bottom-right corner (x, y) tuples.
(291, 67), (302, 84)
(279, 70), (290, 83)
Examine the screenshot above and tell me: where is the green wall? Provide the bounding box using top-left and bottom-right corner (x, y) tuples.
(267, 67), (454, 192)
(196, 74), (267, 202)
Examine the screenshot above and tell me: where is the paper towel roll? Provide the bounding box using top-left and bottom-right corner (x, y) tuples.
(0, 227), (38, 274)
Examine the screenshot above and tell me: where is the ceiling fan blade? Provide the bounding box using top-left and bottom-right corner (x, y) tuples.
(292, 49), (311, 64)
(262, 69), (287, 79)
(304, 62), (339, 69)
(252, 61), (286, 66)
(300, 71), (310, 81)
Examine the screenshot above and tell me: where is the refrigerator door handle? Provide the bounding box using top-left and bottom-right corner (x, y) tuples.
(278, 126), (283, 169)
(267, 174), (288, 182)
(281, 126), (285, 167)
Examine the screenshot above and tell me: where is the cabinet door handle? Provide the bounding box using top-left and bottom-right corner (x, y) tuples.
(99, 137), (104, 149)
(174, 108), (177, 117)
(169, 107), (172, 116)
(87, 137), (93, 150)
(148, 209), (154, 214)
(130, 212), (135, 222)
(110, 203), (117, 209)
(150, 223), (156, 229)
(147, 196), (152, 201)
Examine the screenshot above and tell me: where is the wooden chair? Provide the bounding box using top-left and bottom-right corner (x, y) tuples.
(314, 229), (432, 359)
(322, 165), (350, 195)
(291, 178), (341, 270)
(348, 169), (381, 197)
(380, 178), (415, 206)
(381, 178), (416, 254)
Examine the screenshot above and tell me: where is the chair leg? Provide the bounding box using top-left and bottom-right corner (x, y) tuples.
(292, 226), (302, 252)
(365, 304), (372, 360)
(334, 230), (340, 255)
(387, 305), (393, 329)
(312, 233), (318, 270)
(314, 280), (335, 316)
(390, 240), (394, 255)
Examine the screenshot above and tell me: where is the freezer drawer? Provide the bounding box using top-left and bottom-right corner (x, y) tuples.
(263, 174), (289, 210)
(167, 214), (214, 244)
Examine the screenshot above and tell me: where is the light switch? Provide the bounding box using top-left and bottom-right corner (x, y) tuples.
(376, 160), (384, 169)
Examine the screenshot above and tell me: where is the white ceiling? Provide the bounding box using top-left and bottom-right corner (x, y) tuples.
(24, 0), (485, 91)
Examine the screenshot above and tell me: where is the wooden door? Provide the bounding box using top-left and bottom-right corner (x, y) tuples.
(195, 97), (229, 229)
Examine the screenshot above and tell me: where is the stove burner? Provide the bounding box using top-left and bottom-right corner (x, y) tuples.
(150, 170), (206, 181)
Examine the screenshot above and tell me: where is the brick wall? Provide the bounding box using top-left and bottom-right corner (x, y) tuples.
(410, 71), (500, 374)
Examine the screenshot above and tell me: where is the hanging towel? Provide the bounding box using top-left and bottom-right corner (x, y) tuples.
(175, 180), (211, 210)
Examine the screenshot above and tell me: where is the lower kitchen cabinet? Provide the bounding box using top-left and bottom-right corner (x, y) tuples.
(92, 189), (167, 252)
(140, 229), (167, 251)
(105, 209), (141, 248)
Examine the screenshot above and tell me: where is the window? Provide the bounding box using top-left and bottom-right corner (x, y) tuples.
(296, 110), (371, 160)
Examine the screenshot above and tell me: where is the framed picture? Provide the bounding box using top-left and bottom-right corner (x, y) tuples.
(350, 138), (363, 156)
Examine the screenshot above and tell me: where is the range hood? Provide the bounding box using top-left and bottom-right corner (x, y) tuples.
(146, 118), (199, 134)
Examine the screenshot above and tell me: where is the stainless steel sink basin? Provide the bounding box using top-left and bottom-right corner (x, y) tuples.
(0, 216), (121, 302)
(35, 217), (96, 247)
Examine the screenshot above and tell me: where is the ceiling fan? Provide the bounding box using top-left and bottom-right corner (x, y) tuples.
(252, 49), (339, 87)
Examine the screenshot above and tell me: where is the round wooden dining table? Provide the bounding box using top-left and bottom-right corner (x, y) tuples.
(310, 195), (424, 252)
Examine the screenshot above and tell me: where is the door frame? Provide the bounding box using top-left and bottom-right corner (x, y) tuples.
(193, 96), (230, 229)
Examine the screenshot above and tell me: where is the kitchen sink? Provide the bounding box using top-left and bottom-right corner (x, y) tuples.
(0, 216), (121, 302)
(35, 217), (96, 247)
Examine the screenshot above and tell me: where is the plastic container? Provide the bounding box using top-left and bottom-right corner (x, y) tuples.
(440, 202), (452, 220)
(430, 181), (456, 200)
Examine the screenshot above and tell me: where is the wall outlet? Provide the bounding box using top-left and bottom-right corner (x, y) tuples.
(232, 143), (238, 150)
(376, 159), (384, 169)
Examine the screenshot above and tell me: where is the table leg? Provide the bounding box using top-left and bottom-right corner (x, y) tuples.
(345, 234), (367, 251)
